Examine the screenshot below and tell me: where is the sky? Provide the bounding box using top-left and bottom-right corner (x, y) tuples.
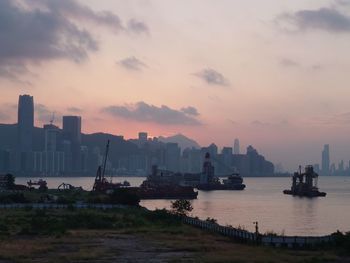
(1, 0), (350, 171)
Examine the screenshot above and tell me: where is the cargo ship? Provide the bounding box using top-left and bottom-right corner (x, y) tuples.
(138, 165), (198, 199)
(196, 153), (246, 191)
(283, 165), (326, 197)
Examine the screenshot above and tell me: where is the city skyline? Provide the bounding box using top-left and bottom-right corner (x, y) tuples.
(1, 94), (350, 174)
(1, 0), (350, 170)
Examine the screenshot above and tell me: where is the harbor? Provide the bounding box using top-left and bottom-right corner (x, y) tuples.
(11, 175), (350, 236)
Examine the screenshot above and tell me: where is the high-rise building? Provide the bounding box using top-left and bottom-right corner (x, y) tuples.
(63, 116), (82, 144)
(165, 143), (181, 172)
(63, 116), (82, 173)
(321, 144), (330, 176)
(138, 132), (148, 142)
(44, 124), (59, 152)
(17, 95), (34, 173)
(18, 95), (34, 152)
(234, 138), (240, 154)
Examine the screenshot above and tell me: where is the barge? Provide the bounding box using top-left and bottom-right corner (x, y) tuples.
(283, 165), (326, 197)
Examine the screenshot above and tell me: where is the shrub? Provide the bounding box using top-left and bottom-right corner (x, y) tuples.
(171, 199), (193, 216)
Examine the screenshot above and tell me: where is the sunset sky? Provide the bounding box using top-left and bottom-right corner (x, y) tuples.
(1, 0), (350, 171)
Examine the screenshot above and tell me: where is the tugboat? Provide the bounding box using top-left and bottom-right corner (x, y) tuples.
(283, 165), (326, 197)
(197, 153), (246, 191)
(92, 140), (131, 193)
(138, 165), (198, 199)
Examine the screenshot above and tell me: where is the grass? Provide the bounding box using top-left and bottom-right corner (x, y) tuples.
(0, 208), (348, 262)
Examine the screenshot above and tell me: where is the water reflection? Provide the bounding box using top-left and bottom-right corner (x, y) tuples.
(14, 176), (350, 235)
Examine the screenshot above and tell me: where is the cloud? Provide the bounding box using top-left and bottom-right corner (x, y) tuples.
(334, 0), (350, 6)
(118, 56), (147, 71)
(127, 19), (150, 34)
(251, 120), (271, 127)
(67, 107), (82, 113)
(228, 119), (238, 125)
(251, 120), (289, 128)
(0, 0), (148, 82)
(35, 104), (62, 124)
(276, 7), (350, 33)
(311, 64), (324, 70)
(0, 63), (33, 85)
(181, 106), (199, 116)
(0, 103), (17, 122)
(312, 112), (350, 125)
(194, 68), (230, 86)
(280, 58), (300, 68)
(103, 101), (201, 126)
(0, 112), (10, 122)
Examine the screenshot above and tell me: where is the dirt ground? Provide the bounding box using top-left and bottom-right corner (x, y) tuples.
(1, 229), (349, 263)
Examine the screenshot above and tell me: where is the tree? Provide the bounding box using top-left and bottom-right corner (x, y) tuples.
(171, 199), (193, 216)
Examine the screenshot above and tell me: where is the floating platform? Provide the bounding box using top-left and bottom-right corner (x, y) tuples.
(283, 189), (326, 197)
(283, 165), (326, 198)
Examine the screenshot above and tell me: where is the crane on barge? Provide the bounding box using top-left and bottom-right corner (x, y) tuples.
(92, 140), (130, 192)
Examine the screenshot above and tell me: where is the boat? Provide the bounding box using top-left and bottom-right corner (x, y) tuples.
(138, 165), (198, 199)
(196, 153), (246, 191)
(283, 165), (326, 197)
(92, 140), (131, 193)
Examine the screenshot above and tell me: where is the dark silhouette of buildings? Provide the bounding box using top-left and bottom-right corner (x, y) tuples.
(63, 116), (82, 173)
(0, 95), (278, 177)
(234, 138), (240, 154)
(321, 144), (330, 176)
(17, 95), (34, 173)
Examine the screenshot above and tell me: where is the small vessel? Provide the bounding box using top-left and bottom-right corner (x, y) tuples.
(283, 165), (326, 197)
(93, 140), (130, 192)
(197, 153), (246, 191)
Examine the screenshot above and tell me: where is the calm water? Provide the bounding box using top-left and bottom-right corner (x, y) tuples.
(16, 176), (350, 236)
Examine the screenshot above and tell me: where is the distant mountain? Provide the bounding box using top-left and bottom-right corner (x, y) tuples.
(158, 133), (200, 150)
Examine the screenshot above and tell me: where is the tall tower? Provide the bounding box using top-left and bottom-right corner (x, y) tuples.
(18, 95), (34, 152)
(321, 144), (330, 176)
(234, 138), (240, 154)
(63, 116), (82, 173)
(63, 116), (82, 144)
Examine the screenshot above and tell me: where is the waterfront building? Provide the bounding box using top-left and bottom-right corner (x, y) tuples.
(63, 116), (82, 173)
(165, 143), (181, 172)
(321, 144), (330, 176)
(138, 132), (148, 143)
(17, 95), (34, 173)
(234, 138), (240, 154)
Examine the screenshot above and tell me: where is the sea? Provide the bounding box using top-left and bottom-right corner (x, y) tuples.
(16, 176), (350, 236)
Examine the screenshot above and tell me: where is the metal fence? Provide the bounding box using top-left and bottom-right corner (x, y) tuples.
(183, 216), (334, 248)
(0, 203), (127, 210)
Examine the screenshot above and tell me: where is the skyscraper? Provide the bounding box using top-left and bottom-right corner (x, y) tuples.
(234, 138), (240, 154)
(138, 132), (148, 142)
(321, 144), (330, 176)
(63, 116), (82, 144)
(63, 116), (82, 173)
(18, 95), (34, 152)
(17, 95), (34, 173)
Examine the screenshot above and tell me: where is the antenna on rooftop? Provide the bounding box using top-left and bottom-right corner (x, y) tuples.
(50, 112), (55, 125)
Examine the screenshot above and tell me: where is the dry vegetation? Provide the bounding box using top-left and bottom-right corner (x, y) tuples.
(0, 208), (349, 263)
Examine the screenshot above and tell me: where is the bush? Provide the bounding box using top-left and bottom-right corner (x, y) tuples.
(0, 193), (30, 204)
(332, 231), (350, 254)
(171, 200), (193, 216)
